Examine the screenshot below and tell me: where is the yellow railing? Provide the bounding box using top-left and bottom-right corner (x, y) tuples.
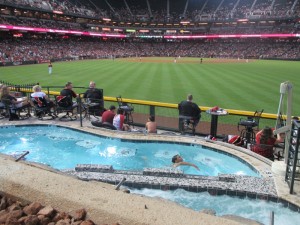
(19, 88), (282, 119)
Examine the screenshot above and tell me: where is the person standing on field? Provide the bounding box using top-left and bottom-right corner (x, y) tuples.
(48, 62), (53, 75)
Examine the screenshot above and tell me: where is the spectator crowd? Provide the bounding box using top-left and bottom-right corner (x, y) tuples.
(1, 37), (300, 64)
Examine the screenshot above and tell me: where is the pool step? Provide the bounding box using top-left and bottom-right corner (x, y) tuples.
(75, 164), (114, 173)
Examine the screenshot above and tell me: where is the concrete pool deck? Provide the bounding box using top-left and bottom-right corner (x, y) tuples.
(0, 117), (299, 224)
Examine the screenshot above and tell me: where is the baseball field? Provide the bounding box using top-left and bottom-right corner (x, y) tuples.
(1, 57), (299, 115)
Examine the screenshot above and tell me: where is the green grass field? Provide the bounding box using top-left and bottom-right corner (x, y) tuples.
(1, 57), (299, 115)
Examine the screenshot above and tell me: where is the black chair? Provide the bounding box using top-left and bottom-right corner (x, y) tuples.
(238, 109), (264, 145)
(116, 96), (134, 124)
(55, 95), (77, 121)
(31, 97), (56, 120)
(1, 98), (31, 121)
(178, 115), (196, 135)
(0, 101), (7, 119)
(81, 97), (104, 120)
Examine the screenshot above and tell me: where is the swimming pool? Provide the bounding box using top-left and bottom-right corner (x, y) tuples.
(129, 188), (300, 225)
(0, 125), (259, 177)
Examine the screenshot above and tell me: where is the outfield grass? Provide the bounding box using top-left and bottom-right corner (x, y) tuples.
(1, 57), (299, 115)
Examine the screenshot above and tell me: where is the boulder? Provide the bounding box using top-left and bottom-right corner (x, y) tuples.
(23, 202), (43, 215)
(37, 206), (55, 217)
(23, 215), (39, 225)
(81, 220), (95, 225)
(69, 208), (86, 221)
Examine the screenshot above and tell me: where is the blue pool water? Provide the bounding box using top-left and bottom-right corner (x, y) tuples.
(130, 188), (300, 225)
(0, 125), (259, 176)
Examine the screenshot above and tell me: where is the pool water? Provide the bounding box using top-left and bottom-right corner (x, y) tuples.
(0, 125), (259, 177)
(130, 188), (300, 225)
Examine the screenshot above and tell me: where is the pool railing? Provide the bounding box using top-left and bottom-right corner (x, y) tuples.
(7, 84), (293, 137)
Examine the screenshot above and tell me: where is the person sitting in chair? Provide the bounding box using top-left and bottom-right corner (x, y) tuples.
(256, 126), (284, 146)
(0, 86), (31, 109)
(178, 94), (201, 127)
(252, 126), (284, 159)
(83, 81), (104, 115)
(60, 82), (78, 108)
(31, 85), (55, 109)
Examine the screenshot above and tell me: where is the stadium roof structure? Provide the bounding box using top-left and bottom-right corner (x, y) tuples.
(0, 0), (299, 39)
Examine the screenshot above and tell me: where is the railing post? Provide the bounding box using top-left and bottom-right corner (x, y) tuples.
(78, 95), (83, 127)
(150, 105), (155, 117)
(269, 211), (274, 225)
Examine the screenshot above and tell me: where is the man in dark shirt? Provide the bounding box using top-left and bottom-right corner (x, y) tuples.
(178, 94), (201, 127)
(60, 81), (78, 107)
(83, 81), (103, 103)
(83, 81), (104, 115)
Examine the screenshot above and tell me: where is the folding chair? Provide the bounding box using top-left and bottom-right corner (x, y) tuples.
(55, 95), (77, 121)
(31, 97), (56, 120)
(178, 115), (196, 135)
(0, 101), (7, 119)
(81, 97), (104, 120)
(238, 109), (264, 145)
(116, 96), (134, 124)
(1, 98), (31, 121)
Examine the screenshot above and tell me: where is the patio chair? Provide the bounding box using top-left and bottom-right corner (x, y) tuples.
(238, 109), (264, 144)
(116, 96), (134, 124)
(55, 95), (77, 121)
(31, 97), (56, 120)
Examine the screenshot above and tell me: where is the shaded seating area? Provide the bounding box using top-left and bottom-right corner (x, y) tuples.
(116, 96), (134, 124)
(238, 109), (264, 145)
(55, 95), (77, 121)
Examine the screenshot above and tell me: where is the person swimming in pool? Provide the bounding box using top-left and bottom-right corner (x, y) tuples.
(172, 154), (200, 171)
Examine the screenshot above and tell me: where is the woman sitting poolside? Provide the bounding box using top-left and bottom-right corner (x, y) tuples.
(0, 86), (31, 109)
(252, 126), (284, 159)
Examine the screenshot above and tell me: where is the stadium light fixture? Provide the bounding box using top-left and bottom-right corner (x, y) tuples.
(103, 18), (111, 22)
